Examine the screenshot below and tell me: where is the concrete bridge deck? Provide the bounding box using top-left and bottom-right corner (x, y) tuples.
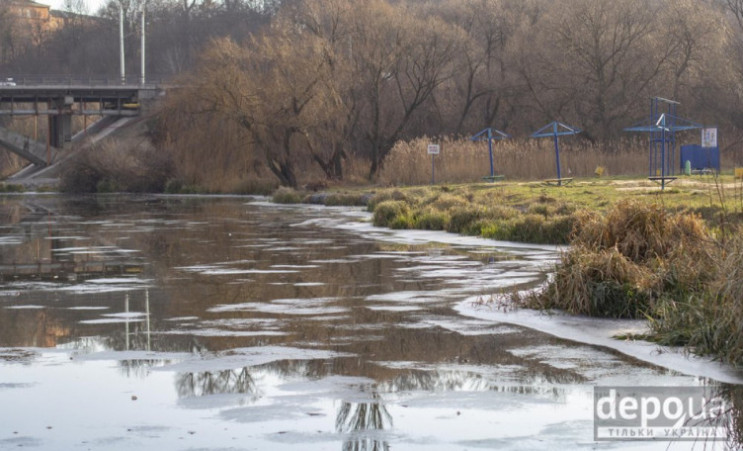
(0, 77), (163, 167)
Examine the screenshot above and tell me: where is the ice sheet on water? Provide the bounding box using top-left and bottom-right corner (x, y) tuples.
(422, 318), (521, 336)
(212, 259), (256, 265)
(80, 316), (145, 324)
(364, 291), (431, 302)
(309, 258), (359, 264)
(177, 263), (300, 275)
(293, 282), (325, 287)
(0, 236), (23, 245)
(365, 305), (423, 312)
(5, 305), (44, 309)
(201, 318), (281, 328)
(67, 306), (110, 310)
(271, 264), (321, 269)
(54, 282), (152, 294)
(72, 350), (192, 362)
(87, 278), (150, 285)
(456, 297), (743, 385)
(155, 346), (355, 373)
(347, 253), (407, 260)
(1, 281), (61, 291)
(300, 314), (351, 322)
(104, 311), (147, 318)
(161, 329), (288, 338)
(325, 217), (563, 254)
(210, 297), (343, 313)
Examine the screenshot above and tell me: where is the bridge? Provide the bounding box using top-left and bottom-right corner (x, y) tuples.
(0, 76), (164, 167)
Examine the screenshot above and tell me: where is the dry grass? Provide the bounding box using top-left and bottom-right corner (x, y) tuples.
(649, 231), (743, 365)
(374, 135), (740, 185)
(377, 136), (652, 185)
(518, 200), (713, 318)
(60, 139), (173, 193)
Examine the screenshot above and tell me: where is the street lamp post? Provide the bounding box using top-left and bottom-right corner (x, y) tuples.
(119, 1), (125, 84)
(140, 4), (146, 85)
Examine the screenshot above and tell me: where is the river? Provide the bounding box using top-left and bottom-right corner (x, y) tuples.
(0, 195), (740, 450)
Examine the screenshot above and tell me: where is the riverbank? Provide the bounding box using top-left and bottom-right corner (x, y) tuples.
(275, 175), (742, 244)
(273, 176), (743, 367)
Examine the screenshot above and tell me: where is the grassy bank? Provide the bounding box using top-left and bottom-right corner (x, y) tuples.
(273, 176), (743, 366)
(277, 175), (743, 244)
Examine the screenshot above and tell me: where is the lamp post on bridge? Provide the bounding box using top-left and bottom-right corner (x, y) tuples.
(140, 3), (146, 85)
(118, 1), (147, 86)
(119, 1), (125, 85)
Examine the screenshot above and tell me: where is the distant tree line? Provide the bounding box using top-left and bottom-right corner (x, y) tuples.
(5, 0), (743, 188)
(0, 0), (277, 77)
(161, 0), (743, 187)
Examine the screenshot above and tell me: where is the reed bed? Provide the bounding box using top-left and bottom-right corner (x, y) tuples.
(378, 136), (681, 185)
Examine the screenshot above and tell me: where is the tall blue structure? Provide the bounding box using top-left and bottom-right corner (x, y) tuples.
(530, 121), (581, 186)
(470, 127), (510, 180)
(624, 97), (701, 190)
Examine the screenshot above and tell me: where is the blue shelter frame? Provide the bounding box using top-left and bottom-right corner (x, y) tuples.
(530, 121), (581, 186)
(470, 127), (510, 180)
(624, 97), (701, 190)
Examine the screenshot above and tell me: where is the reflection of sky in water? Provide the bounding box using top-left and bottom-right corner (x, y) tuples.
(0, 196), (737, 450)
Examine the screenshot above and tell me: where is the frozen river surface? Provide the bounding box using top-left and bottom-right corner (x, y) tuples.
(0, 195), (741, 450)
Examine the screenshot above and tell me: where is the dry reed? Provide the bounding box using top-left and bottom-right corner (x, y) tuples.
(377, 136), (694, 185)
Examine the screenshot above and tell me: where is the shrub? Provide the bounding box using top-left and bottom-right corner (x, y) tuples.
(272, 187), (303, 204)
(60, 140), (173, 193)
(519, 201), (712, 318)
(324, 192), (368, 206)
(414, 208), (450, 230)
(373, 200), (411, 227)
(447, 206), (485, 234)
(431, 193), (468, 211)
(525, 245), (658, 318)
(367, 190), (408, 212)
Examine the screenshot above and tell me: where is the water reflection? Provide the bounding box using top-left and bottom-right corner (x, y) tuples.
(2, 195), (743, 448)
(337, 393), (392, 451)
(176, 367), (257, 399)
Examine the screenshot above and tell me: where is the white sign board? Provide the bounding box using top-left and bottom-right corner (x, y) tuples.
(702, 128), (717, 148)
(427, 144), (440, 155)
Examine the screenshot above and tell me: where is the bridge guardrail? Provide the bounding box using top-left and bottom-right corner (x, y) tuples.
(0, 75), (168, 86)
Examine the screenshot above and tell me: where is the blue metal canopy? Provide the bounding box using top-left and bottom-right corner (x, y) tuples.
(531, 121), (582, 138)
(624, 114), (702, 133)
(624, 97), (702, 190)
(530, 121), (581, 184)
(470, 127), (510, 178)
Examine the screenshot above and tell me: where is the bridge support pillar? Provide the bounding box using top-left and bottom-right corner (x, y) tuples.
(48, 114), (72, 149)
(48, 96), (74, 149)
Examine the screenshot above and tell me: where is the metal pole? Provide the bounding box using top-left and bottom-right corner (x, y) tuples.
(119, 3), (125, 85)
(649, 98), (653, 176)
(140, 5), (145, 85)
(431, 154), (435, 185)
(661, 119), (666, 191)
(487, 128), (494, 177)
(553, 124), (562, 184)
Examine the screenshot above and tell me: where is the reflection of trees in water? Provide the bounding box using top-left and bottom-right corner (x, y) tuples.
(119, 359), (166, 378)
(714, 384), (743, 449)
(376, 369), (570, 402)
(336, 392), (392, 451)
(175, 367), (258, 399)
